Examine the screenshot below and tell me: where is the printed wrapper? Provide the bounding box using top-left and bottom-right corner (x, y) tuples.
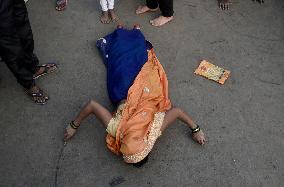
(194, 60), (230, 84)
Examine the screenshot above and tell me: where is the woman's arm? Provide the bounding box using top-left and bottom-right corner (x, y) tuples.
(161, 107), (206, 145)
(64, 100), (112, 141)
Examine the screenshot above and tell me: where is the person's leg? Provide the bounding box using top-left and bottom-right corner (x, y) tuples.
(158, 0), (173, 17)
(100, 0), (111, 23)
(0, 2), (48, 105)
(136, 0), (159, 15)
(14, 0), (57, 79)
(0, 38), (49, 104)
(13, 0), (39, 74)
(107, 0), (119, 22)
(253, 0), (264, 4)
(150, 0), (174, 27)
(0, 1), (34, 87)
(0, 37), (34, 89)
(145, 0), (159, 10)
(160, 107), (206, 145)
(64, 100), (112, 141)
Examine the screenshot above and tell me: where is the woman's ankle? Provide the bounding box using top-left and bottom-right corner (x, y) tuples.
(73, 119), (80, 127)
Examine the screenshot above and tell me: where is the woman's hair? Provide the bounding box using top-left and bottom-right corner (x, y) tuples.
(132, 155), (149, 168)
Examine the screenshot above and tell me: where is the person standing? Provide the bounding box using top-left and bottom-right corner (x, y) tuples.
(136, 0), (174, 27)
(0, 0), (57, 105)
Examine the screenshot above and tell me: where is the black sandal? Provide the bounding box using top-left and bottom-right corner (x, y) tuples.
(33, 63), (58, 80)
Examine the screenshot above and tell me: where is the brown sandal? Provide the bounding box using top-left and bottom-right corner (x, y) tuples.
(26, 87), (49, 105)
(33, 63), (58, 80)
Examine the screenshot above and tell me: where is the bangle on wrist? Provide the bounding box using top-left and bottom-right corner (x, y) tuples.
(69, 121), (80, 129)
(191, 125), (200, 134)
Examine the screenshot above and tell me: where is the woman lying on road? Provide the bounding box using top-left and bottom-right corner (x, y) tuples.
(64, 24), (206, 167)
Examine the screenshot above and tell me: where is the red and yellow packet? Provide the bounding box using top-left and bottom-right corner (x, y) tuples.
(194, 60), (230, 84)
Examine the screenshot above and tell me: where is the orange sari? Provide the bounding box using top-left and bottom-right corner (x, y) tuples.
(106, 49), (172, 163)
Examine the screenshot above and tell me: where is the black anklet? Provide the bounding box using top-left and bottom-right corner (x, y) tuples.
(191, 125), (200, 133)
(70, 121), (80, 129)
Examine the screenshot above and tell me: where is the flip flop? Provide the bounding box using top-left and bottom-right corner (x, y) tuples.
(56, 0), (67, 11)
(33, 63), (58, 80)
(26, 87), (48, 105)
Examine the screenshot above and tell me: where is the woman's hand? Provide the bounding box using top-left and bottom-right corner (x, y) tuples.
(192, 130), (206, 145)
(64, 126), (77, 142)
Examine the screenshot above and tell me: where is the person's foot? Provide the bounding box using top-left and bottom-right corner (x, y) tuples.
(117, 23), (124, 29)
(33, 63), (58, 79)
(253, 0), (264, 4)
(101, 11), (111, 24)
(192, 130), (206, 145)
(218, 0), (230, 10)
(133, 24), (141, 30)
(55, 0), (67, 11)
(135, 5), (158, 15)
(150, 16), (174, 27)
(26, 85), (49, 105)
(109, 9), (119, 22)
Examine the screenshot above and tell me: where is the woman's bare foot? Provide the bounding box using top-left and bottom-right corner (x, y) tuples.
(101, 11), (110, 24)
(117, 23), (124, 29)
(109, 9), (119, 22)
(133, 24), (141, 30)
(218, 0), (230, 10)
(150, 16), (174, 27)
(192, 130), (206, 145)
(253, 0), (264, 3)
(135, 5), (158, 15)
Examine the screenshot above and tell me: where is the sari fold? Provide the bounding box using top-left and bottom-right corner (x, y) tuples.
(98, 28), (171, 163)
(106, 49), (172, 163)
